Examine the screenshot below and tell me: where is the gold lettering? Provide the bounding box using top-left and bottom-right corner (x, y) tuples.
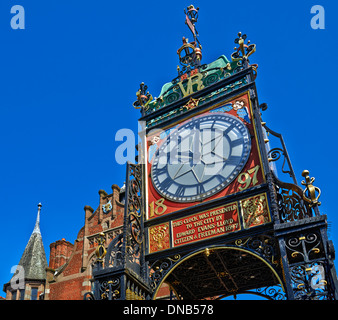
(177, 73), (204, 97)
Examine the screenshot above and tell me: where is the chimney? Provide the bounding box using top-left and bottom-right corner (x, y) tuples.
(49, 238), (74, 270)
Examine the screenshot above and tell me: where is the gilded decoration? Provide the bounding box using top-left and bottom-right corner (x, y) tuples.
(240, 193), (271, 228)
(301, 170), (321, 208)
(83, 5), (338, 302)
(149, 223), (170, 253)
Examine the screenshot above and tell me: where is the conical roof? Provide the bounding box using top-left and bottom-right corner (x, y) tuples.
(15, 203), (47, 280)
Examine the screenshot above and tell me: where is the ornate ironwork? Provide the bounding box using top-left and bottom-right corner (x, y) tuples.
(148, 233), (286, 300)
(158, 246), (283, 300)
(290, 262), (332, 300)
(263, 123), (297, 185)
(285, 232), (324, 263)
(83, 162), (149, 300)
(219, 285), (286, 300)
(235, 234), (279, 266)
(99, 278), (121, 300)
(231, 32), (256, 64)
(105, 233), (123, 268)
(149, 254), (181, 291)
(253, 285), (286, 300)
(123, 162), (144, 272)
(95, 232), (107, 263)
(301, 170), (321, 210)
(126, 280), (147, 300)
(274, 175), (313, 223)
(133, 82), (153, 111)
(84, 5), (338, 301)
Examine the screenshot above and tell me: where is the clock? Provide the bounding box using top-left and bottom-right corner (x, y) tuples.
(150, 113), (251, 202)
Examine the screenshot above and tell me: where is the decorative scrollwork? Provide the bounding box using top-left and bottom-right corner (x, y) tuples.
(263, 124), (297, 184)
(255, 285), (286, 300)
(274, 175), (313, 223)
(99, 278), (121, 300)
(290, 262), (332, 300)
(128, 213), (142, 244)
(105, 233), (124, 268)
(267, 147), (293, 178)
(83, 292), (95, 300)
(123, 163), (144, 269)
(235, 234), (278, 265)
(285, 232), (323, 263)
(267, 148), (283, 162)
(149, 255), (181, 290)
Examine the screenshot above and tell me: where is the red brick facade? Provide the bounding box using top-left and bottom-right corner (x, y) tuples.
(45, 184), (125, 300)
(43, 183), (170, 300)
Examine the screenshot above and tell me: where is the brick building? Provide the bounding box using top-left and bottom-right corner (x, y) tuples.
(3, 183), (170, 300)
(44, 184), (125, 300)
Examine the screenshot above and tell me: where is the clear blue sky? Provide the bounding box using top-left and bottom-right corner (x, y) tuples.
(1, 0), (337, 298)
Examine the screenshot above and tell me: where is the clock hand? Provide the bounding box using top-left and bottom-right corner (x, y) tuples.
(172, 164), (196, 180)
(191, 164), (205, 183)
(172, 163), (185, 179)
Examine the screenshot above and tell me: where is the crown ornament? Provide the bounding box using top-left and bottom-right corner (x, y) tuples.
(133, 82), (153, 111)
(231, 32), (256, 64)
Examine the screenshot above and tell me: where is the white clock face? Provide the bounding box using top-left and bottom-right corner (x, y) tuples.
(151, 113), (251, 202)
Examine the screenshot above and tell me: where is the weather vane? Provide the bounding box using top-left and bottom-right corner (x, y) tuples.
(184, 5), (201, 49)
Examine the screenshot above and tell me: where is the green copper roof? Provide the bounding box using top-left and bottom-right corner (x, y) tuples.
(144, 55), (243, 116)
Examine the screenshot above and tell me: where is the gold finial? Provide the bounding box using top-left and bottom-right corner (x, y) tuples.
(301, 170), (321, 207)
(133, 82), (153, 111)
(205, 248), (210, 257)
(95, 232), (107, 262)
(231, 32), (256, 64)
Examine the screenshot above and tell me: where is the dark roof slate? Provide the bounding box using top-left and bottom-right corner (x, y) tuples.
(14, 204), (47, 281)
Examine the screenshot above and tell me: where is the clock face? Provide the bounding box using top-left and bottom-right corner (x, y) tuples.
(151, 113), (251, 202)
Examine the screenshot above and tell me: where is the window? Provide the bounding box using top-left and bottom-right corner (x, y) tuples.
(19, 289), (25, 300)
(31, 287), (38, 300)
(11, 290), (17, 300)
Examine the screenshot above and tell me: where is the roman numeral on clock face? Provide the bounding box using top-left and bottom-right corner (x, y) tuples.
(175, 185), (185, 197)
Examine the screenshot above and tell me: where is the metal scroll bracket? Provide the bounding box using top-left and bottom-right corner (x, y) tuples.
(263, 122), (298, 185)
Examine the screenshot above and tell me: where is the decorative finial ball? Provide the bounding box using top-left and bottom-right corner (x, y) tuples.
(260, 103), (268, 111)
(302, 170), (310, 177)
(38, 203), (42, 208)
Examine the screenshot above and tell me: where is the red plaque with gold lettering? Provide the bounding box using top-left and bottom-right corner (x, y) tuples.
(172, 202), (240, 247)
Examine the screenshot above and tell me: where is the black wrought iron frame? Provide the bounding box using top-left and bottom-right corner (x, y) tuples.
(85, 55), (338, 301)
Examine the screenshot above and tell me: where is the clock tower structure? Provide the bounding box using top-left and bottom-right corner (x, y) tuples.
(87, 5), (338, 300)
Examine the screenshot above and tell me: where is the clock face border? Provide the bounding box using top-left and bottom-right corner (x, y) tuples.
(150, 113), (251, 203)
(145, 90), (266, 220)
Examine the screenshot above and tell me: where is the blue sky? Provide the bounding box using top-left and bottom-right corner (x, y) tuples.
(1, 0), (337, 298)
